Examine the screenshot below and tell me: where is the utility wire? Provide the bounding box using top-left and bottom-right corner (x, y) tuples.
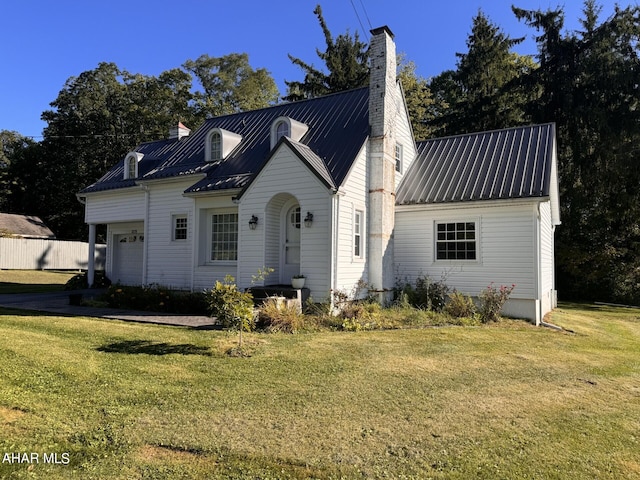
(358, 0), (373, 30)
(349, 0), (369, 41)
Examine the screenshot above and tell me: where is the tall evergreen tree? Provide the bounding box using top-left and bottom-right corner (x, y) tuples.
(429, 11), (534, 136)
(284, 5), (369, 101)
(515, 1), (640, 303)
(397, 57), (435, 141)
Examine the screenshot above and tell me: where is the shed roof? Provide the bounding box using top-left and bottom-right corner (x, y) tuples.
(81, 88), (370, 195)
(0, 213), (56, 239)
(396, 123), (556, 205)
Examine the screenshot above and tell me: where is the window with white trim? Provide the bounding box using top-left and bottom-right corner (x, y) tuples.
(127, 157), (137, 179)
(204, 128), (242, 162)
(395, 143), (403, 173)
(354, 209), (364, 258)
(436, 222), (477, 260)
(172, 215), (188, 241)
(275, 120), (289, 142)
(210, 212), (238, 261)
(210, 131), (221, 161)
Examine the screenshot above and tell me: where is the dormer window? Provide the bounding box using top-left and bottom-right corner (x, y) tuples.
(270, 116), (309, 149)
(124, 152), (143, 180)
(275, 120), (289, 142)
(205, 128), (242, 162)
(210, 132), (222, 161)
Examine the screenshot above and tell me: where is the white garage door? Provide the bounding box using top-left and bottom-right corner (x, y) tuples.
(112, 234), (144, 285)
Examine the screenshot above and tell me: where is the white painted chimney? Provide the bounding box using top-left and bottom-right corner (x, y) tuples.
(368, 25), (397, 303)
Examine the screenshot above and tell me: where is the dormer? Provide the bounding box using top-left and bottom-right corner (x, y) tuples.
(124, 152), (144, 180)
(205, 128), (243, 162)
(270, 116), (309, 149)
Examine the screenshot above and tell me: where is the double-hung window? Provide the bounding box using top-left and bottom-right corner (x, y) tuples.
(172, 215), (188, 241)
(436, 222), (477, 260)
(354, 209), (364, 258)
(395, 144), (403, 173)
(210, 212), (238, 261)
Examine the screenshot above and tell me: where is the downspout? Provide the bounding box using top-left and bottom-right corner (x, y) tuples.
(142, 185), (150, 285)
(533, 203), (541, 325)
(330, 192), (340, 306)
(189, 199), (197, 292)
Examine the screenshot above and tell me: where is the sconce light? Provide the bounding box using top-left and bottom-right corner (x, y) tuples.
(304, 211), (313, 228)
(248, 215), (258, 230)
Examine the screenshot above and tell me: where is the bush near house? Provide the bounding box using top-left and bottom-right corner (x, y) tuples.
(65, 271), (112, 290)
(103, 284), (209, 315)
(95, 276), (515, 330)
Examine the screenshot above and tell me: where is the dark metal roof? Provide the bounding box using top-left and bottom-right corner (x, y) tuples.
(396, 123), (556, 205)
(81, 88), (370, 196)
(235, 137), (337, 198)
(80, 138), (184, 193)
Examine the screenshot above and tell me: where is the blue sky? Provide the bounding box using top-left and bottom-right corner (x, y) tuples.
(0, 0), (630, 138)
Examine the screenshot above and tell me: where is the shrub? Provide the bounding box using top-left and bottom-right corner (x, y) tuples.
(340, 302), (382, 331)
(395, 275), (450, 311)
(478, 283), (515, 323)
(444, 290), (477, 318)
(258, 297), (305, 333)
(103, 284), (208, 314)
(206, 275), (255, 331)
(65, 271), (111, 290)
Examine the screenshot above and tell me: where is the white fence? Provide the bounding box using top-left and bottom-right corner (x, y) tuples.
(0, 237), (106, 270)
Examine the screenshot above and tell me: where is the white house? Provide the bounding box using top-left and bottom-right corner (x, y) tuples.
(78, 26), (560, 324)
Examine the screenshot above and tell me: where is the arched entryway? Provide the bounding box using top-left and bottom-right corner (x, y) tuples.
(281, 200), (301, 282)
(265, 193), (301, 285)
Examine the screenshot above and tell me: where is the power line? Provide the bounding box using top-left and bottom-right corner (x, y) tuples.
(358, 0), (373, 30)
(349, 0), (369, 41)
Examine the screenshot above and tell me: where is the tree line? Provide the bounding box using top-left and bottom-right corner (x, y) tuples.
(1, 1), (639, 304)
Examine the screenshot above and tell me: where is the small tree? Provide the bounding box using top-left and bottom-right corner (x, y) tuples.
(206, 275), (255, 352)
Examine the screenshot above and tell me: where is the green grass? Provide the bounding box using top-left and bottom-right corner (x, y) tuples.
(0, 270), (77, 293)
(0, 303), (639, 479)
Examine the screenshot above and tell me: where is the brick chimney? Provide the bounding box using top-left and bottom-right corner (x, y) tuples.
(368, 26), (397, 303)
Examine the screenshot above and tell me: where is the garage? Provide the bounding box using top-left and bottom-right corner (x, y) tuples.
(112, 233), (144, 285)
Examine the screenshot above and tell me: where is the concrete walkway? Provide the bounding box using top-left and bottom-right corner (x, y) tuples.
(0, 290), (217, 329)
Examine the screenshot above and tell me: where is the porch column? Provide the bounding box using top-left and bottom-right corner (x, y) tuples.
(87, 224), (96, 288)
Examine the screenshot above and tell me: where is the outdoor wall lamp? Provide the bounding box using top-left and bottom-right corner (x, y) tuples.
(248, 215), (258, 230)
(304, 211), (313, 228)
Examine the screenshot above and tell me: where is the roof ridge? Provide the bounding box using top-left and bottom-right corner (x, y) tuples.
(417, 122), (555, 145)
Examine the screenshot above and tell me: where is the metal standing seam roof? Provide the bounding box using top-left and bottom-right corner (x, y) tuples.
(396, 123), (556, 205)
(79, 138), (186, 193)
(80, 88), (370, 195)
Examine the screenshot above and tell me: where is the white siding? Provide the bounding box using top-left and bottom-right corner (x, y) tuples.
(395, 201), (538, 301)
(539, 200), (556, 317)
(394, 82), (417, 189)
(84, 188), (145, 224)
(239, 145), (332, 298)
(335, 144), (369, 294)
(192, 195), (238, 291)
(144, 179), (196, 289)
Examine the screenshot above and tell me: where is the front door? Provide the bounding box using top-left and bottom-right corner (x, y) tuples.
(281, 203), (301, 283)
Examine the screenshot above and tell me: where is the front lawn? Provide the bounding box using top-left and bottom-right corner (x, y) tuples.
(0, 270), (77, 294)
(0, 303), (638, 479)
